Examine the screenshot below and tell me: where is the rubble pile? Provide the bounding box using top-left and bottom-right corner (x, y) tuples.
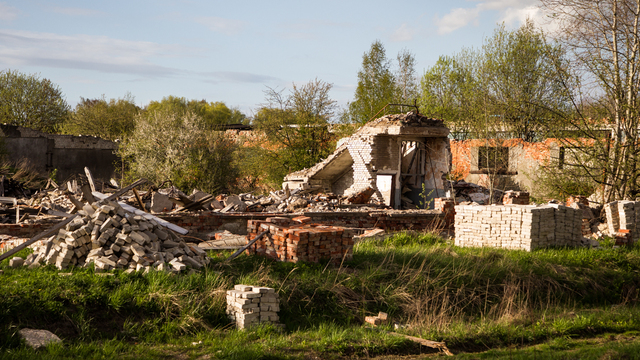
(445, 180), (504, 205)
(455, 204), (583, 251)
(14, 201), (209, 272)
(226, 284), (281, 329)
(246, 216), (356, 264)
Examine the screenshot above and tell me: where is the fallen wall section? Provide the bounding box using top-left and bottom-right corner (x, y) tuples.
(454, 204), (583, 251)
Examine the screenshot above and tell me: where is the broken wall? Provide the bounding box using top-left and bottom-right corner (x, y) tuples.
(1, 125), (119, 181)
(450, 138), (560, 194)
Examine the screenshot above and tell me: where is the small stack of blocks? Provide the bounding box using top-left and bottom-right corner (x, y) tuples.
(454, 204), (582, 251)
(246, 217), (356, 264)
(604, 200), (640, 244)
(226, 285), (280, 329)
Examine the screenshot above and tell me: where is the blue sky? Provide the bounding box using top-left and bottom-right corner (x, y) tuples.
(0, 0), (546, 117)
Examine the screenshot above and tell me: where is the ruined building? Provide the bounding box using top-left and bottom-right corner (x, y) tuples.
(283, 113), (451, 209)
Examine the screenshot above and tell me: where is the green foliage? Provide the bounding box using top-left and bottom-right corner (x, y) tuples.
(117, 110), (239, 194)
(60, 93), (139, 140)
(146, 96), (246, 129)
(0, 69), (70, 133)
(249, 79), (337, 186)
(344, 41), (400, 124)
(419, 20), (571, 140)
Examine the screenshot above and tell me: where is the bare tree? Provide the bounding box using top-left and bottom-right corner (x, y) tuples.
(541, 0), (640, 201)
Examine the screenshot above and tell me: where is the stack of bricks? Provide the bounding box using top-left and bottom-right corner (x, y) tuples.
(502, 191), (530, 205)
(246, 217), (356, 264)
(226, 284), (280, 329)
(454, 204), (582, 251)
(604, 200), (640, 244)
(434, 197), (455, 229)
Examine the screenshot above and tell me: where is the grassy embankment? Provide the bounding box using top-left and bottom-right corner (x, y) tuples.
(1, 232), (640, 359)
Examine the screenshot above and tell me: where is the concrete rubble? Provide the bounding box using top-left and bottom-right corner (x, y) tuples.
(226, 284), (282, 329)
(11, 200), (209, 273)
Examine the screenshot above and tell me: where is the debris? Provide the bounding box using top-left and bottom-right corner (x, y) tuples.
(388, 332), (453, 356)
(346, 187), (375, 204)
(18, 328), (62, 349)
(365, 312), (389, 326)
(9, 256), (24, 268)
(151, 192), (173, 213)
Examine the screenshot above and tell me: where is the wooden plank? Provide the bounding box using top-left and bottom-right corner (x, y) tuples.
(97, 178), (147, 204)
(226, 230), (267, 261)
(84, 167), (96, 192)
(388, 332), (453, 356)
(92, 191), (188, 235)
(176, 194), (214, 212)
(0, 214), (79, 262)
(132, 188), (147, 212)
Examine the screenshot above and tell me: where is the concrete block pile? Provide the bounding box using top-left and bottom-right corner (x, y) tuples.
(226, 284), (281, 329)
(454, 204), (582, 251)
(246, 217), (356, 264)
(604, 200), (640, 243)
(20, 201), (210, 272)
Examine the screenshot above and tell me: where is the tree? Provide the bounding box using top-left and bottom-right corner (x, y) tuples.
(345, 41), (397, 124)
(117, 110), (238, 194)
(249, 79), (337, 185)
(395, 49), (419, 110)
(146, 96), (246, 129)
(60, 93), (139, 140)
(0, 69), (70, 132)
(539, 0), (640, 202)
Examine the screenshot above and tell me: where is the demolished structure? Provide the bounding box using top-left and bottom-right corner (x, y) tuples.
(283, 112), (451, 209)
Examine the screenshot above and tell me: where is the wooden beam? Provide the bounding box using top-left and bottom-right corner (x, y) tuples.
(132, 188), (147, 212)
(97, 178), (147, 205)
(0, 214), (79, 262)
(388, 332), (453, 356)
(84, 167), (96, 192)
(226, 231), (267, 261)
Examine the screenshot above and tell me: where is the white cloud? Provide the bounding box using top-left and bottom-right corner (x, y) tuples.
(52, 7), (104, 16)
(201, 71), (280, 84)
(436, 7), (482, 34)
(390, 23), (416, 42)
(0, 29), (184, 77)
(196, 16), (245, 36)
(435, 0), (544, 34)
(0, 2), (18, 21)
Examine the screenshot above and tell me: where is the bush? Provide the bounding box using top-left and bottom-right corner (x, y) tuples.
(117, 110), (239, 194)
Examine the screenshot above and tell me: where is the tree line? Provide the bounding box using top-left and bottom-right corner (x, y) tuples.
(0, 0), (637, 202)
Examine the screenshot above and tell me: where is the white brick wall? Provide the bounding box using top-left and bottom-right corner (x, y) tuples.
(454, 204), (582, 251)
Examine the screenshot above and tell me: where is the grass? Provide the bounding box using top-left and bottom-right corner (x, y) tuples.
(1, 231), (640, 358)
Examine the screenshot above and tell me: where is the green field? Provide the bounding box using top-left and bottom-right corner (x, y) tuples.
(2, 232), (640, 359)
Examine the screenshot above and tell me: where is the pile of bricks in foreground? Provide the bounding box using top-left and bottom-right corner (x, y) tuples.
(454, 204), (582, 251)
(246, 216), (356, 264)
(226, 285), (281, 329)
(19, 201), (209, 272)
(604, 200), (640, 245)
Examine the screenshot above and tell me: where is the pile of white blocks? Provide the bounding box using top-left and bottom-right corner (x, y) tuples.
(454, 204), (583, 251)
(605, 200), (640, 242)
(226, 285), (281, 329)
(19, 201), (210, 272)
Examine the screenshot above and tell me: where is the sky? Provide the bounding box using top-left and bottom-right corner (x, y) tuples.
(0, 0), (548, 117)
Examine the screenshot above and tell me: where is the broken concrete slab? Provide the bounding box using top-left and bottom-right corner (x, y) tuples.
(151, 192), (173, 213)
(18, 328), (62, 349)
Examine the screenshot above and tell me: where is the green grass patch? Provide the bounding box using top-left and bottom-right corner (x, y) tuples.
(2, 230), (640, 358)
